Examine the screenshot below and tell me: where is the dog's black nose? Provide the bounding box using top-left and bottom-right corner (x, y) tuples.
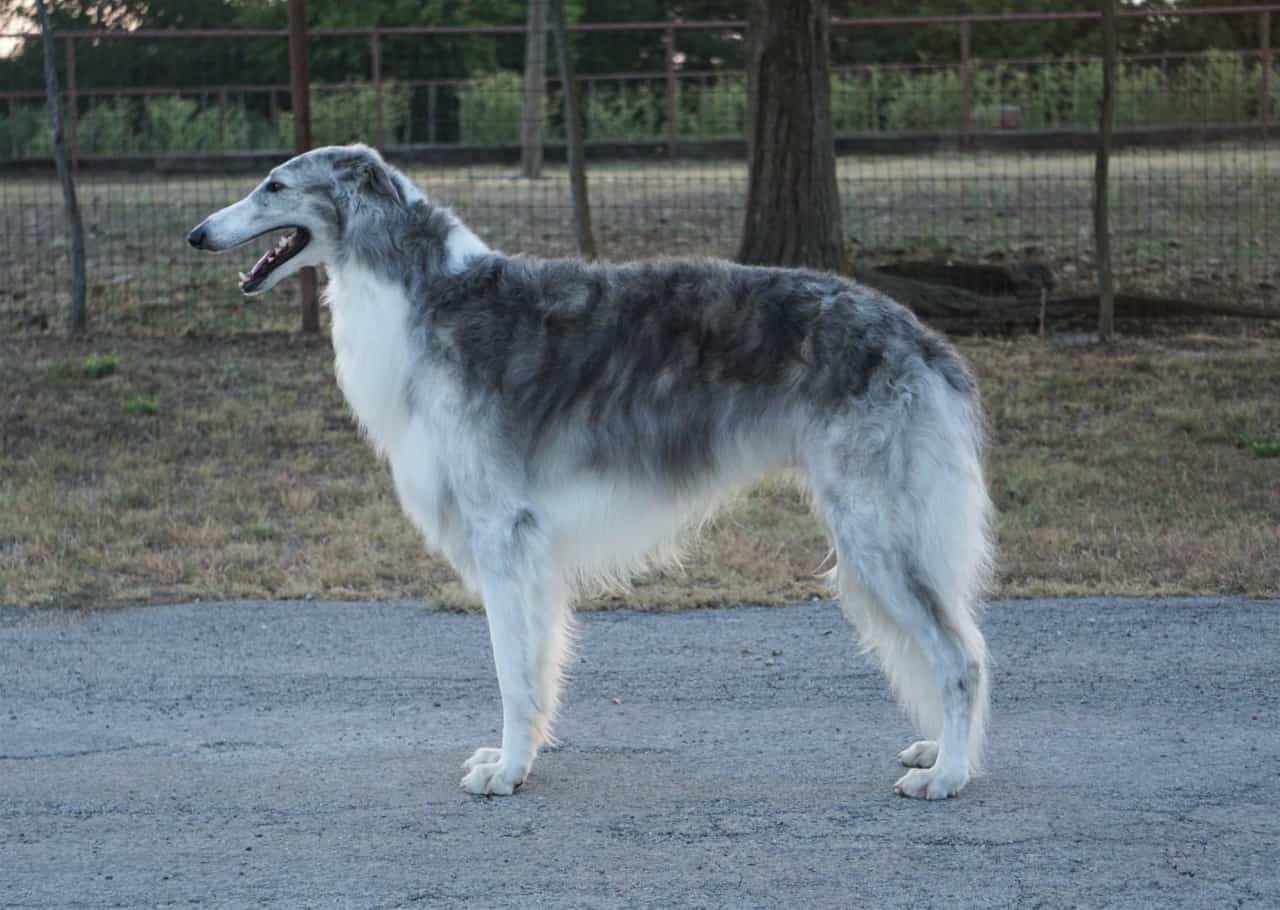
(187, 225), (207, 249)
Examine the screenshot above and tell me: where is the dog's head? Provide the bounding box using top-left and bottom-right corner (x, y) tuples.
(187, 144), (409, 296)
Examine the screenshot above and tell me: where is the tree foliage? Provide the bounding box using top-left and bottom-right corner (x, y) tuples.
(2, 0), (1272, 131)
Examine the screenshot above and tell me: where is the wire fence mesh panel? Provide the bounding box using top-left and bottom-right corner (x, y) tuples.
(1, 8), (1277, 334)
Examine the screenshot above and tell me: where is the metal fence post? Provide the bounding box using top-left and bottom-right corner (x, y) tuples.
(63, 36), (78, 170)
(521, 0), (547, 179)
(427, 84), (437, 144)
(217, 87), (227, 144)
(550, 0), (595, 259)
(1095, 0), (1117, 341)
(370, 30), (384, 148)
(959, 20), (972, 143)
(287, 0), (319, 333)
(1262, 11), (1272, 133)
(664, 25), (678, 158)
(35, 0), (86, 334)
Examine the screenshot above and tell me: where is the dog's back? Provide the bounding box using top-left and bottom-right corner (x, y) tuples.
(425, 254), (978, 483)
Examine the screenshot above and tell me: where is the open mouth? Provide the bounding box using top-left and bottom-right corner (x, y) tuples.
(238, 227), (310, 293)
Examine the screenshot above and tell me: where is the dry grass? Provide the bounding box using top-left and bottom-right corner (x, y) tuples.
(2, 321), (1277, 610)
(974, 324), (1280, 597)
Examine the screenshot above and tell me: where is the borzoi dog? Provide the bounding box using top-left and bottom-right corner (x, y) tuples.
(188, 144), (993, 800)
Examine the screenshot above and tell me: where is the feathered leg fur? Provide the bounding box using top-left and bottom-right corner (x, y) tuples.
(814, 372), (992, 799)
(457, 506), (575, 795)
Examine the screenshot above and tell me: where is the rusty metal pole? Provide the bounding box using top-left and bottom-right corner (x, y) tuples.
(35, 0), (86, 335)
(521, 0), (547, 178)
(959, 20), (972, 144)
(550, 0), (596, 259)
(63, 36), (78, 170)
(370, 30), (384, 148)
(1262, 11), (1272, 134)
(288, 0), (318, 333)
(664, 26), (678, 158)
(1095, 0), (1117, 342)
(427, 84), (437, 144)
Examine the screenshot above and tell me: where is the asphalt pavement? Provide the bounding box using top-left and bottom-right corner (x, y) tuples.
(2, 597), (1278, 909)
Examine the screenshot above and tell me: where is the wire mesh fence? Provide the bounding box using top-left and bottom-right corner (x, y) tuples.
(1, 8), (1277, 333)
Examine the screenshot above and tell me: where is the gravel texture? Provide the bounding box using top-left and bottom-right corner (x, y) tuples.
(2, 597), (1278, 908)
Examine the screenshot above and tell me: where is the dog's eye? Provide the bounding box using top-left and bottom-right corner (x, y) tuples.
(265, 180), (285, 193)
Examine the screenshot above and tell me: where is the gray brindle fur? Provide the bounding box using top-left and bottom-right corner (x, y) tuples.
(189, 145), (993, 800)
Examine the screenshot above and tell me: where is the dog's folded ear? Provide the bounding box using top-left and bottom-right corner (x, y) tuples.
(335, 153), (404, 204)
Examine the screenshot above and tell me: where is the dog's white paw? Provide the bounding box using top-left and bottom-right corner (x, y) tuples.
(460, 754), (528, 796)
(462, 747), (503, 772)
(897, 740), (939, 768)
(894, 763), (970, 800)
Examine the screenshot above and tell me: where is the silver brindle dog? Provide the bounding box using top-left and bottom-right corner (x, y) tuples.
(189, 144), (993, 800)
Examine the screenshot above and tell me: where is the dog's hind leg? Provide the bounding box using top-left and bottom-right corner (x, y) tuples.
(812, 394), (990, 799)
(459, 508), (572, 796)
(829, 530), (987, 800)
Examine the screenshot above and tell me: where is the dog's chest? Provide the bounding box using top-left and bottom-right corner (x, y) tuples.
(326, 269), (417, 457)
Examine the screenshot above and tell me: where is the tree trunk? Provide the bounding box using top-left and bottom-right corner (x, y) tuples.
(521, 0), (548, 179)
(34, 0), (87, 336)
(737, 0), (845, 272)
(548, 0), (595, 258)
(1094, 0), (1118, 341)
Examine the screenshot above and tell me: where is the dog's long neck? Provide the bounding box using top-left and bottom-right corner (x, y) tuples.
(322, 200), (491, 458)
(393, 172), (493, 274)
(333, 193), (492, 289)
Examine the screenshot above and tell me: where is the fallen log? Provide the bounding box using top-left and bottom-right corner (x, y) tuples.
(853, 268), (1044, 334)
(1051, 293), (1280, 321)
(872, 259), (1054, 298)
(854, 266), (1280, 335)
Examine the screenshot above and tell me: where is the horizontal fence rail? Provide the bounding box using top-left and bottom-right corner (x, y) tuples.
(0, 7), (1276, 333)
(2, 8), (1278, 162)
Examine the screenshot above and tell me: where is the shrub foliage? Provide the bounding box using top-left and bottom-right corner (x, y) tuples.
(1, 54), (1274, 157)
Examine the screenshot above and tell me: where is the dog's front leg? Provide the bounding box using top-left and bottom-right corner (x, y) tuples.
(459, 511), (569, 796)
(461, 577), (538, 795)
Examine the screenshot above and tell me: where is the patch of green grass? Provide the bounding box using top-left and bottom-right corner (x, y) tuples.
(82, 353), (118, 379)
(242, 518), (278, 542)
(1175, 403), (1280, 457)
(1247, 438), (1280, 459)
(124, 397), (158, 417)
